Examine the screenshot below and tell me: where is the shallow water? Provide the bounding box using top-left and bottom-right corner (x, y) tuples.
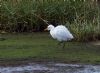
(0, 62), (100, 73)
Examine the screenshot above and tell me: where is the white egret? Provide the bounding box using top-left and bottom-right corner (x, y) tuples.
(46, 25), (74, 48)
(33, 14), (74, 48)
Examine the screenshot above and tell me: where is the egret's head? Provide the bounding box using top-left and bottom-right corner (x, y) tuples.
(47, 25), (55, 31)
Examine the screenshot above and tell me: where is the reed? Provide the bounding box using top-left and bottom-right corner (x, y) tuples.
(0, 0), (100, 41)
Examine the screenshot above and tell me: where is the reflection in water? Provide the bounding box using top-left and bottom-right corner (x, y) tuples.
(0, 62), (100, 73)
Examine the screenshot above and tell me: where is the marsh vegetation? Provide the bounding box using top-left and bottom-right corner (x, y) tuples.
(0, 0), (100, 41)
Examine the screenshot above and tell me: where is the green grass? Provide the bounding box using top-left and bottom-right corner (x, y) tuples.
(0, 33), (100, 64)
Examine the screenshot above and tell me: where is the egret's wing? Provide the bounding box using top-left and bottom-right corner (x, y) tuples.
(55, 25), (74, 41)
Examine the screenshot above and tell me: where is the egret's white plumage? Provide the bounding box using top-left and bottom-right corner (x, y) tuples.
(47, 25), (74, 48)
(47, 25), (74, 41)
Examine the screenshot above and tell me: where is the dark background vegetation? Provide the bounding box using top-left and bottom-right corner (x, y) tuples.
(0, 0), (100, 41)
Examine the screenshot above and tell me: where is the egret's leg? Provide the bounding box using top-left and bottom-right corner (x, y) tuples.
(62, 42), (65, 49)
(57, 41), (63, 48)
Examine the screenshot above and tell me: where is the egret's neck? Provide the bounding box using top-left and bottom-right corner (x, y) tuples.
(50, 27), (55, 31)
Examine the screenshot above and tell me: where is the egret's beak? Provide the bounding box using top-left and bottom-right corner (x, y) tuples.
(44, 28), (48, 31)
